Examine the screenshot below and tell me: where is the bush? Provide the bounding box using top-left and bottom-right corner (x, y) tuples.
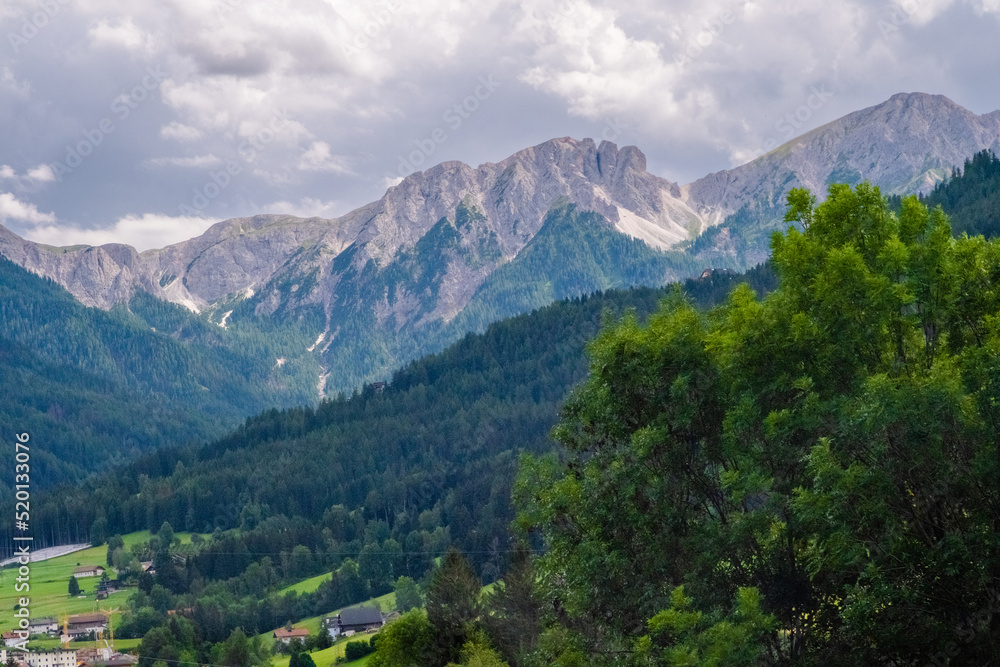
(344, 640), (374, 662)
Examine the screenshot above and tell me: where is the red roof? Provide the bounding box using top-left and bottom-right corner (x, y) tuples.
(273, 628), (309, 638)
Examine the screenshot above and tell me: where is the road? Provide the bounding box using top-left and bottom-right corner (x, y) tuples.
(0, 543), (91, 567)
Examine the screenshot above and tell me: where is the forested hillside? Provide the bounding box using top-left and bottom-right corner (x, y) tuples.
(916, 149), (1000, 237)
(22, 260), (775, 555)
(0, 255), (321, 492)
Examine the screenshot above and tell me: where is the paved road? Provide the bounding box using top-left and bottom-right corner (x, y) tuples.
(0, 543), (91, 567)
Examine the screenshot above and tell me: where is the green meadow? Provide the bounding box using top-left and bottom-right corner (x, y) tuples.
(0, 532), (204, 638)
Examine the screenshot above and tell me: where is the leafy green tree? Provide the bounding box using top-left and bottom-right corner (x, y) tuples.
(68, 576), (80, 596)
(284, 545), (313, 581)
(107, 534), (125, 566)
(517, 183), (1000, 663)
(158, 522), (175, 548)
(314, 626), (333, 651)
(343, 640), (375, 661)
(288, 651), (316, 667)
(635, 586), (775, 666)
(211, 627), (268, 667)
(369, 609), (434, 667)
(358, 542), (393, 593)
(393, 576), (422, 613)
(446, 630), (509, 667)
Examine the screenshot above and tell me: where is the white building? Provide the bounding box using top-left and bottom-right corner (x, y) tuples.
(27, 618), (57, 636)
(0, 649), (77, 667)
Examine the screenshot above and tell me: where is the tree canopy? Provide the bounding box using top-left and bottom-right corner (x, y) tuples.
(516, 183), (1000, 664)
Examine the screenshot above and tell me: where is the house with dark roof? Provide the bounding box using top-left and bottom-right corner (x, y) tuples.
(28, 617), (58, 635)
(323, 607), (385, 638)
(67, 613), (108, 638)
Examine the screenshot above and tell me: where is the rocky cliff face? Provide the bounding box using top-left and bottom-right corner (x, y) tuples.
(0, 137), (697, 314)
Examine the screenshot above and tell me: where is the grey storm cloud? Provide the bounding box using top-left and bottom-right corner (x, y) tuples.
(0, 0), (998, 251)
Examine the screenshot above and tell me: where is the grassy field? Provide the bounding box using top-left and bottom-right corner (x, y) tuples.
(277, 572), (333, 596)
(30, 637), (143, 651)
(269, 630), (378, 667)
(0, 531), (204, 638)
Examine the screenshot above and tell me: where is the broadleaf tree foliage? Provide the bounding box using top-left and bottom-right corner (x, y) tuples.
(516, 183), (1000, 664)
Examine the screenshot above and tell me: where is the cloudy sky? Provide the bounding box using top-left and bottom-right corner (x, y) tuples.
(1, 0), (998, 251)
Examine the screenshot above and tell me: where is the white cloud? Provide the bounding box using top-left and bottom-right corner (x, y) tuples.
(145, 155), (223, 168)
(88, 18), (154, 52)
(0, 66), (30, 98)
(24, 214), (217, 252)
(160, 122), (203, 142)
(4, 0), (1000, 235)
(380, 176), (404, 190)
(296, 141), (353, 173)
(0, 193), (56, 225)
(26, 165), (55, 182)
(259, 197), (342, 219)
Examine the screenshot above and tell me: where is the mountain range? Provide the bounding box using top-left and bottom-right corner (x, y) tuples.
(2, 91), (999, 398)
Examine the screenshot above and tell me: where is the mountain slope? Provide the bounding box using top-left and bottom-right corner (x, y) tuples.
(684, 92), (1000, 262)
(0, 255), (321, 488)
(2, 93), (998, 396)
(914, 148), (1000, 238)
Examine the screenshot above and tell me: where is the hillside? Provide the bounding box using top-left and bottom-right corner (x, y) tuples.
(915, 149), (1000, 237)
(21, 261), (774, 567)
(0, 255), (322, 496)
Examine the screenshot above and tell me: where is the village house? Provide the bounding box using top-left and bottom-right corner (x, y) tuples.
(1, 632), (24, 648)
(0, 649), (77, 667)
(27, 618), (58, 636)
(73, 565), (105, 578)
(272, 628), (309, 645)
(66, 613), (108, 639)
(75, 648), (113, 666)
(322, 607), (385, 638)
